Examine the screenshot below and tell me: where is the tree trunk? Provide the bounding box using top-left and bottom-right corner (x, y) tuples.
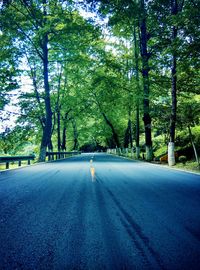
(61, 126), (67, 151)
(168, 0), (178, 166)
(48, 139), (53, 151)
(57, 110), (61, 151)
(140, 0), (152, 161)
(129, 118), (133, 148)
(38, 32), (52, 162)
(188, 126), (199, 168)
(61, 110), (71, 151)
(72, 118), (79, 150)
(56, 66), (62, 152)
(136, 105), (140, 159)
(134, 24), (140, 159)
(102, 112), (120, 148)
(124, 119), (132, 148)
(27, 60), (46, 128)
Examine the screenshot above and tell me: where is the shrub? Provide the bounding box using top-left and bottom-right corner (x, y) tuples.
(178, 155), (187, 164)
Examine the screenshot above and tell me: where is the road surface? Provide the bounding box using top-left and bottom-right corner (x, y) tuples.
(0, 153), (200, 270)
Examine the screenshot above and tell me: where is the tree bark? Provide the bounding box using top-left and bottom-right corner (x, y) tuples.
(38, 32), (52, 161)
(168, 0), (178, 166)
(140, 0), (152, 161)
(48, 139), (53, 151)
(38, 1), (53, 162)
(27, 58), (46, 128)
(134, 24), (140, 159)
(129, 118), (133, 148)
(188, 126), (199, 168)
(72, 118), (79, 150)
(61, 110), (71, 151)
(102, 112), (120, 148)
(124, 119), (132, 148)
(56, 67), (62, 152)
(57, 110), (61, 151)
(61, 126), (67, 151)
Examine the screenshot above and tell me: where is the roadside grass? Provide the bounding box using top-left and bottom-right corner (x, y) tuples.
(113, 152), (200, 174)
(173, 161), (200, 174)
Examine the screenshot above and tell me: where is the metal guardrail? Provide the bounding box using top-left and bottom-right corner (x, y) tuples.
(0, 155), (35, 169)
(0, 151), (81, 170)
(46, 151), (81, 161)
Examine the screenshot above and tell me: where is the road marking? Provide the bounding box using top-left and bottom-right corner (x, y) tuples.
(90, 166), (95, 182)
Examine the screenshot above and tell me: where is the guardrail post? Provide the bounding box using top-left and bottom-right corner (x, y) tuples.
(0, 155), (35, 170)
(28, 160), (31, 165)
(45, 151), (81, 161)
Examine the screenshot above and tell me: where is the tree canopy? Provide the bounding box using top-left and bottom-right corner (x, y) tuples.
(0, 0), (199, 165)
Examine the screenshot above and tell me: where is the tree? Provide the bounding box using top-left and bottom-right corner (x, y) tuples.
(1, 0), (101, 159)
(139, 0), (153, 160)
(177, 97), (200, 167)
(168, 0), (183, 166)
(1, 0), (199, 164)
(1, 0), (54, 161)
(0, 30), (19, 112)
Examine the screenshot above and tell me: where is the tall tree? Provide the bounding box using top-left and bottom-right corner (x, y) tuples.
(139, 0), (152, 161)
(168, 0), (185, 166)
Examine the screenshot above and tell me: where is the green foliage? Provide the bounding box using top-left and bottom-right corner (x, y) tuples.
(0, 33), (19, 110)
(0, 126), (34, 155)
(176, 126), (200, 149)
(177, 97), (200, 128)
(178, 155), (187, 164)
(0, 0), (199, 161)
(174, 161), (200, 173)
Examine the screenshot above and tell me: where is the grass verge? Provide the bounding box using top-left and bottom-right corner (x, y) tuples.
(173, 161), (200, 174)
(112, 153), (200, 174)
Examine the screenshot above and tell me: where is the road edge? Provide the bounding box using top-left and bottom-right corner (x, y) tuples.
(106, 153), (200, 176)
(0, 154), (82, 174)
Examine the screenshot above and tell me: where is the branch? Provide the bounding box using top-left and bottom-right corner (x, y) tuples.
(14, 21), (44, 60)
(20, 0), (43, 28)
(178, 0), (185, 11)
(190, 0), (198, 8)
(56, 65), (63, 111)
(10, 1), (40, 31)
(24, 53), (46, 128)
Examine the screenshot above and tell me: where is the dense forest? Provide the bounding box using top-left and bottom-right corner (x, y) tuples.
(0, 0), (199, 167)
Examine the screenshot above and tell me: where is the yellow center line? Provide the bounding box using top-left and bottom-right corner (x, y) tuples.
(90, 166), (95, 181)
(89, 159), (95, 181)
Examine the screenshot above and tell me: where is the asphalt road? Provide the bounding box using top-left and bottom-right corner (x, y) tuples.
(0, 153), (200, 270)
